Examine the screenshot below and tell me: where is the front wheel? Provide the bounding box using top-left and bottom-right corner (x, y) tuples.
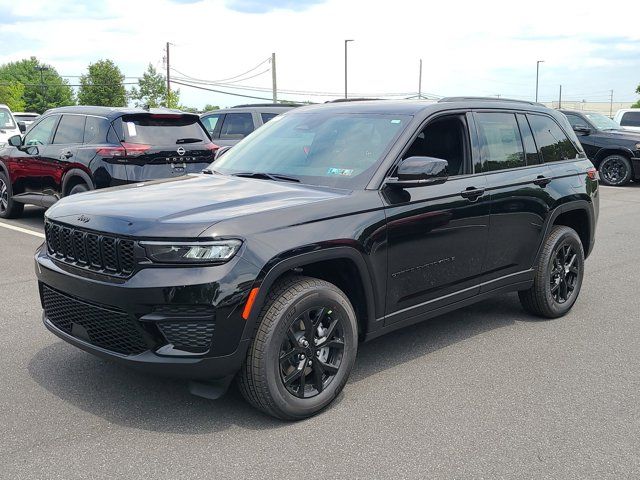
(598, 154), (632, 186)
(519, 226), (585, 318)
(238, 276), (358, 420)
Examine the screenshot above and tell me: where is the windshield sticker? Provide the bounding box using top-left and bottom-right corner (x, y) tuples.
(391, 119), (402, 124)
(126, 122), (137, 137)
(327, 167), (354, 176)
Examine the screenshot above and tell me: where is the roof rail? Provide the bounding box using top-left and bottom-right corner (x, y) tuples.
(325, 98), (384, 103)
(232, 103), (302, 108)
(438, 96), (545, 107)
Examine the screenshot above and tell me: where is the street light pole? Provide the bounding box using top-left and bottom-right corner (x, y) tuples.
(535, 60), (544, 103)
(35, 65), (50, 112)
(344, 39), (354, 99)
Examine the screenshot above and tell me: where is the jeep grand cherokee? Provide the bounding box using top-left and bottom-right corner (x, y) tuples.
(35, 98), (599, 420)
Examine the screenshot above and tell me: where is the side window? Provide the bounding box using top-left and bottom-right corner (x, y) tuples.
(402, 114), (469, 176)
(84, 117), (109, 144)
(201, 113), (223, 137)
(53, 115), (85, 144)
(516, 114), (539, 165)
(475, 112), (524, 172)
(528, 114), (578, 163)
(220, 113), (254, 139)
(620, 111), (640, 127)
(564, 114), (589, 129)
(261, 112), (278, 124)
(24, 115), (59, 146)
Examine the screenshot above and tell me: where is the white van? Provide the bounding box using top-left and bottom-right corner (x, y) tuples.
(0, 104), (22, 146)
(613, 109), (640, 132)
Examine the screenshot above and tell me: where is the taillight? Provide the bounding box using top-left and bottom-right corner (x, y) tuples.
(587, 167), (598, 181)
(96, 142), (150, 158)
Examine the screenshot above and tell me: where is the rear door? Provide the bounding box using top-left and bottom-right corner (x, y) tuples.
(117, 113), (215, 182)
(216, 112), (255, 146)
(473, 111), (553, 291)
(39, 114), (85, 199)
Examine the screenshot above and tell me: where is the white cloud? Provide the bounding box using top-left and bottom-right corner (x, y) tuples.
(1, 0), (638, 107)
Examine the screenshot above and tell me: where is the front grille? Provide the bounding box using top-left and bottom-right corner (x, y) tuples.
(158, 322), (215, 353)
(42, 285), (149, 355)
(44, 220), (136, 276)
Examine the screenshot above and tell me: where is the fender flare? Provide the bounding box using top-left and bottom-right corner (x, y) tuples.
(535, 200), (595, 262)
(594, 146), (635, 165)
(0, 159), (8, 177)
(61, 168), (94, 196)
(241, 246), (378, 341)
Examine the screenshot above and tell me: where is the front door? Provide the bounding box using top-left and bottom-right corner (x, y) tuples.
(383, 113), (490, 324)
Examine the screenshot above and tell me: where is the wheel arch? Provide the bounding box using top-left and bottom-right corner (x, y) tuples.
(242, 247), (378, 342)
(61, 168), (94, 197)
(540, 201), (595, 261)
(593, 147), (634, 166)
(0, 159), (8, 177)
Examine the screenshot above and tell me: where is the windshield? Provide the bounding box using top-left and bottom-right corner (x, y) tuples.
(0, 108), (16, 129)
(212, 112), (411, 189)
(584, 112), (620, 131)
(121, 114), (209, 145)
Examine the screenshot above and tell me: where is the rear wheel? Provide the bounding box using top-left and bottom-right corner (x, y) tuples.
(238, 276), (358, 420)
(519, 226), (584, 318)
(598, 154), (632, 186)
(0, 172), (24, 219)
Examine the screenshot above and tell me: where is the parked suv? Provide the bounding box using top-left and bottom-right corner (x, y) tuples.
(560, 109), (640, 186)
(613, 109), (640, 133)
(200, 103), (297, 147)
(0, 106), (218, 218)
(36, 98), (598, 420)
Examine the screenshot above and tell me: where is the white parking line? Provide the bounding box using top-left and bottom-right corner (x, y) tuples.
(0, 221), (45, 239)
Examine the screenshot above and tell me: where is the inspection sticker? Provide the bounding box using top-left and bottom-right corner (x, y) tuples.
(327, 167), (354, 176)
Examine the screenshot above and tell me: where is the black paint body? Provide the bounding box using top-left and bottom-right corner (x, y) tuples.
(35, 100), (599, 382)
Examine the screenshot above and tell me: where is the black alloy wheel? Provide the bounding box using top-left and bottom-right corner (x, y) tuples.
(549, 243), (579, 304)
(599, 155), (631, 186)
(0, 176), (8, 215)
(279, 306), (345, 399)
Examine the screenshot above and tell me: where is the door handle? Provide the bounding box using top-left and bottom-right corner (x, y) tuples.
(533, 175), (551, 187)
(59, 150), (73, 160)
(460, 187), (485, 201)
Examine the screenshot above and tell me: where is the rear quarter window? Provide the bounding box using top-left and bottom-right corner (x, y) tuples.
(120, 115), (208, 145)
(527, 114), (578, 163)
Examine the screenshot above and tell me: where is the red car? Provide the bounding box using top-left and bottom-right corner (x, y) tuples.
(0, 106), (218, 218)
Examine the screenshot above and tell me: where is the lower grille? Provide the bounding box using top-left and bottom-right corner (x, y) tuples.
(158, 322), (215, 353)
(42, 285), (149, 355)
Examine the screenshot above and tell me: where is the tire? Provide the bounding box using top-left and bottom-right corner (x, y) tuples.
(519, 226), (585, 318)
(68, 183), (89, 196)
(598, 154), (632, 186)
(0, 172), (24, 219)
(238, 275), (358, 420)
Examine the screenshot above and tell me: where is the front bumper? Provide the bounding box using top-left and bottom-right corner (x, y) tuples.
(35, 245), (259, 380)
(632, 157), (640, 179)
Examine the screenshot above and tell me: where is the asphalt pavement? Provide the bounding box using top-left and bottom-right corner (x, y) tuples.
(1, 185), (639, 479)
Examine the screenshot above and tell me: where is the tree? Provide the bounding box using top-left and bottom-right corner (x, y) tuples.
(0, 57), (74, 113)
(202, 104), (220, 112)
(129, 63), (181, 108)
(633, 84), (640, 108)
(0, 81), (25, 111)
(77, 59), (126, 106)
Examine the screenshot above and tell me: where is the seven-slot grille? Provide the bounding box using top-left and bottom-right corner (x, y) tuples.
(41, 285), (149, 355)
(44, 220), (136, 276)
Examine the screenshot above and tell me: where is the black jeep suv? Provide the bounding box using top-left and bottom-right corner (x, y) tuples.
(560, 109), (640, 186)
(0, 106), (218, 218)
(36, 98), (599, 420)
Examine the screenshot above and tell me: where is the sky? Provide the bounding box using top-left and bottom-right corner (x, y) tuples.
(1, 0), (639, 109)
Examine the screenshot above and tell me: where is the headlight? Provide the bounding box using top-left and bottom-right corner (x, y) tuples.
(142, 240), (242, 264)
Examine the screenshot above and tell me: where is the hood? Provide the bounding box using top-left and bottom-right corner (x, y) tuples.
(601, 129), (640, 141)
(46, 173), (346, 238)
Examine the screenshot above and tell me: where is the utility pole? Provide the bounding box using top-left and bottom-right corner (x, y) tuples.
(35, 65), (49, 112)
(271, 52), (277, 103)
(609, 90), (614, 118)
(535, 60), (544, 102)
(559, 85), (562, 109)
(344, 39), (354, 99)
(166, 42), (171, 107)
(418, 59), (422, 99)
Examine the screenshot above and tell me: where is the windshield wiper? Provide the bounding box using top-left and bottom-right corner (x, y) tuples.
(176, 137), (203, 144)
(232, 172), (300, 183)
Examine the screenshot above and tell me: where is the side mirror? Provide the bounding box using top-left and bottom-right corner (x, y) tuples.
(214, 145), (232, 160)
(17, 121), (26, 133)
(8, 135), (23, 147)
(386, 156), (449, 188)
(573, 125), (591, 135)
